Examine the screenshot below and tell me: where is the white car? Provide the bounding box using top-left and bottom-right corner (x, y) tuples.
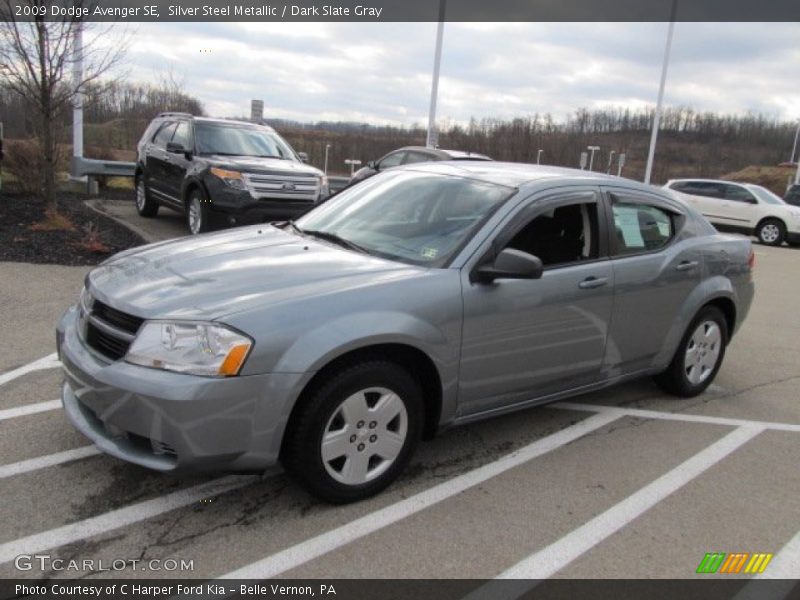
(664, 179), (800, 247)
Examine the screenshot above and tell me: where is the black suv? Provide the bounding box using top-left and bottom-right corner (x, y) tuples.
(135, 113), (329, 234)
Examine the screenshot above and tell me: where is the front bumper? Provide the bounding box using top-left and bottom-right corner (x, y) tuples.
(56, 306), (304, 473)
(204, 179), (322, 225)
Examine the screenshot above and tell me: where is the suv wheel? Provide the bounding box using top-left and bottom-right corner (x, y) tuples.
(756, 218), (785, 246)
(653, 305), (728, 397)
(282, 361), (423, 503)
(187, 188), (212, 235)
(135, 177), (159, 217)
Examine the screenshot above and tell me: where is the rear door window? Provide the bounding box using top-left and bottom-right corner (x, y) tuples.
(379, 151), (406, 169)
(610, 198), (675, 255)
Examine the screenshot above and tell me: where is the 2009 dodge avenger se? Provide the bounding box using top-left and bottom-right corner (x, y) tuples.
(57, 162), (754, 503)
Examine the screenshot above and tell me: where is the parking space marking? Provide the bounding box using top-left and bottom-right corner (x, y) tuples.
(464, 425), (763, 596)
(216, 412), (621, 580)
(556, 402), (800, 433)
(0, 399), (61, 421)
(755, 528), (800, 580)
(0, 475), (259, 565)
(0, 354), (60, 387)
(0, 446), (100, 479)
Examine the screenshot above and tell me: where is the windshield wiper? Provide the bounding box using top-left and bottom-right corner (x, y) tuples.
(302, 230), (369, 254)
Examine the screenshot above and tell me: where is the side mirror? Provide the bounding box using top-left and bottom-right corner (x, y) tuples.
(474, 248), (544, 283)
(367, 160), (377, 170)
(166, 142), (192, 159)
(297, 152), (309, 163)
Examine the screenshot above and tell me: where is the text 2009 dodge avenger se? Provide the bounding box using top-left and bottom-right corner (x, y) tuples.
(57, 162), (754, 503)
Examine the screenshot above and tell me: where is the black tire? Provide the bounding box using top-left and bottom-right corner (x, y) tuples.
(756, 218), (786, 246)
(186, 188), (213, 235)
(653, 305), (728, 397)
(135, 176), (159, 217)
(282, 360), (423, 503)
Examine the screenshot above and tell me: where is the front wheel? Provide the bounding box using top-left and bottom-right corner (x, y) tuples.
(756, 218), (785, 246)
(653, 305), (728, 397)
(282, 361), (423, 503)
(186, 188), (212, 235)
(135, 177), (159, 217)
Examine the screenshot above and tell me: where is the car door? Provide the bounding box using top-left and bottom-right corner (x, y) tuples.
(458, 188), (614, 417)
(602, 187), (701, 375)
(146, 121), (177, 202)
(162, 120), (194, 203)
(718, 183), (759, 230)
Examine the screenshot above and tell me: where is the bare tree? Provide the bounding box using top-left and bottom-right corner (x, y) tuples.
(0, 0), (128, 211)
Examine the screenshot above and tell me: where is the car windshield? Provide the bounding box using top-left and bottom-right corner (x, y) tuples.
(295, 170), (515, 267)
(747, 185), (786, 205)
(194, 122), (296, 159)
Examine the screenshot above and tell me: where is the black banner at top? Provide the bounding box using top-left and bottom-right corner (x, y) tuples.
(4, 0), (800, 22)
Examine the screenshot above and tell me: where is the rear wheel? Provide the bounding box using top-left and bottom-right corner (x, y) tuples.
(282, 361), (423, 503)
(135, 176), (159, 217)
(653, 305), (728, 397)
(756, 218), (785, 246)
(186, 188), (212, 235)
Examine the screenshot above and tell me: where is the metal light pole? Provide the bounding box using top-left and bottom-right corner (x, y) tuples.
(795, 155), (800, 185)
(323, 144), (331, 175)
(644, 0), (677, 185)
(344, 159), (361, 177)
(536, 149), (543, 164)
(71, 21), (85, 181)
(606, 150), (616, 174)
(426, 0), (446, 148)
(790, 120), (800, 164)
(587, 146), (600, 171)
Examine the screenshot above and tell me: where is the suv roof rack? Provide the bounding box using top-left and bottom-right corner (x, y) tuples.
(157, 112), (194, 118)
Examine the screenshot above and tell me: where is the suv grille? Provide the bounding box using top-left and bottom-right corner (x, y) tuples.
(243, 172), (320, 202)
(82, 297), (144, 361)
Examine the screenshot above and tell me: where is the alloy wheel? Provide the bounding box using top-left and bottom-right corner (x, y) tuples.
(760, 223), (780, 244)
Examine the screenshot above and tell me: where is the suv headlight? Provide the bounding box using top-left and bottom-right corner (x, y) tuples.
(210, 167), (246, 190)
(125, 321), (252, 377)
(318, 175), (330, 201)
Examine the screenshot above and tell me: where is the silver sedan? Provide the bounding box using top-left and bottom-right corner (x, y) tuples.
(57, 162), (755, 503)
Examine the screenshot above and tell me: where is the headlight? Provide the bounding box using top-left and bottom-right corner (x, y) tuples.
(125, 321), (252, 377)
(318, 175), (330, 200)
(210, 167), (246, 190)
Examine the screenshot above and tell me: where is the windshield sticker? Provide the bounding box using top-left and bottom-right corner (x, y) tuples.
(421, 247), (439, 259)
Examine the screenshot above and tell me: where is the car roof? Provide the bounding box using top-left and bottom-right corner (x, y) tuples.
(399, 160), (658, 191)
(667, 178), (743, 185)
(156, 113), (277, 132)
(394, 146), (491, 160)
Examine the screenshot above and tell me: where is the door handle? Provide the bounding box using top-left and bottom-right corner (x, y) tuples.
(675, 260), (698, 272)
(578, 276), (608, 289)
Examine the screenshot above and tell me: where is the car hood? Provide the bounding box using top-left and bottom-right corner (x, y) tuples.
(203, 155), (324, 177)
(87, 226), (421, 320)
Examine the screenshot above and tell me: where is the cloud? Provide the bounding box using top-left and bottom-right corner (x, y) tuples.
(99, 22), (800, 125)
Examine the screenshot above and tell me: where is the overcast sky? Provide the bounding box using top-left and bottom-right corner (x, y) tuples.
(109, 21), (800, 126)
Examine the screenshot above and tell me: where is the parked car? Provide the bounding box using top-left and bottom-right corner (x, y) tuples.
(134, 113), (329, 234)
(57, 163), (754, 503)
(784, 183), (800, 207)
(664, 179), (800, 246)
(348, 146), (492, 185)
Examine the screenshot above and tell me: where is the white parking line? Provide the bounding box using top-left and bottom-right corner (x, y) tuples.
(216, 412), (621, 580)
(464, 425), (764, 600)
(0, 399), (61, 421)
(756, 528), (800, 579)
(555, 401), (800, 433)
(0, 475), (259, 565)
(0, 353), (60, 387)
(0, 446), (100, 479)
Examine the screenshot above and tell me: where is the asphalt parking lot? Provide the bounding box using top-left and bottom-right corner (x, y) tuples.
(0, 200), (798, 584)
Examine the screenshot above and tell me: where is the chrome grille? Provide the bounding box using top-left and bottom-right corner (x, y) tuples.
(243, 172), (320, 202)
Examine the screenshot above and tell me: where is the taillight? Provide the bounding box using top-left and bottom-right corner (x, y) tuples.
(747, 248), (755, 270)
